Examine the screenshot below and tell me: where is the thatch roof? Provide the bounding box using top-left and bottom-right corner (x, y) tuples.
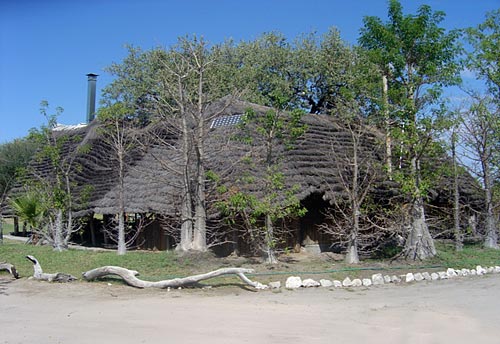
(5, 99), (482, 218)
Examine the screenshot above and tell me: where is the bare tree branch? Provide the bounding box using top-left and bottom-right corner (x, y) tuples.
(82, 266), (267, 289)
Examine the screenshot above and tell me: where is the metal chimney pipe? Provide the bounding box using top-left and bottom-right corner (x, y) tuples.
(86, 73), (98, 123)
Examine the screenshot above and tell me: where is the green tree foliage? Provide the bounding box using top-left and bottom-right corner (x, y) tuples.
(10, 191), (46, 233)
(15, 101), (86, 251)
(227, 32), (297, 109)
(99, 9), (498, 258)
(465, 10), (500, 100)
(0, 138), (36, 205)
(0, 138), (36, 241)
(359, 0), (461, 259)
(216, 106), (307, 264)
(220, 30), (374, 116)
(101, 45), (161, 123)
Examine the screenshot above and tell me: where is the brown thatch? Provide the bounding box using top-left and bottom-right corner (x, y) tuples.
(10, 99), (482, 213)
(4, 98), (483, 250)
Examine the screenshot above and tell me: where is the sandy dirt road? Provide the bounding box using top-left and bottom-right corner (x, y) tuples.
(1, 274), (499, 344)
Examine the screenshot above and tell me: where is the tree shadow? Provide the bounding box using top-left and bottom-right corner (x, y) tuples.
(0, 278), (13, 295)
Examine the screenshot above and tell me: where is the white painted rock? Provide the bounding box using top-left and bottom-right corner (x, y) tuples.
(470, 269), (477, 275)
(333, 280), (343, 288)
(268, 281), (281, 289)
(476, 265), (486, 275)
(362, 278), (372, 287)
(430, 272), (439, 280)
(494, 266), (500, 273)
(384, 275), (392, 283)
(422, 272), (431, 280)
(342, 277), (353, 287)
(254, 282), (269, 290)
(405, 273), (415, 283)
(351, 279), (362, 287)
(461, 269), (470, 276)
(486, 267), (495, 274)
(446, 268), (457, 278)
(438, 271), (448, 279)
(372, 273), (385, 285)
(391, 275), (401, 283)
(320, 279), (333, 287)
(302, 278), (320, 288)
(286, 276), (302, 289)
(414, 273), (424, 282)
(455, 269), (463, 276)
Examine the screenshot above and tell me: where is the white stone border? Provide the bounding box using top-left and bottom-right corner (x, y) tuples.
(279, 265), (500, 290)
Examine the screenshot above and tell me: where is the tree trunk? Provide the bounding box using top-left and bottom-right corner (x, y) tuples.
(53, 209), (64, 252)
(83, 266), (267, 289)
(482, 158), (498, 249)
(346, 132), (360, 265)
(405, 196), (436, 259)
(117, 212), (126, 255)
(63, 207), (73, 248)
(177, 161), (193, 251)
(192, 193), (207, 252)
(452, 132), (463, 251)
(117, 148), (127, 255)
(484, 187), (498, 249)
(192, 113), (207, 252)
(345, 236), (359, 264)
(177, 115), (193, 252)
(382, 74), (393, 180)
(404, 157), (436, 260)
(63, 172), (74, 248)
(89, 213), (96, 247)
(346, 208), (360, 264)
(14, 216), (19, 235)
(264, 214), (278, 264)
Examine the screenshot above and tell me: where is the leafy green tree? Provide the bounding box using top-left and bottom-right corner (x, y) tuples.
(216, 35), (309, 261)
(225, 30), (373, 116)
(359, 0), (461, 259)
(10, 191), (46, 236)
(295, 29), (377, 116)
(465, 10), (500, 100)
(0, 138), (36, 241)
(101, 45), (161, 123)
(230, 32), (297, 109)
(217, 105), (307, 263)
(18, 101), (86, 251)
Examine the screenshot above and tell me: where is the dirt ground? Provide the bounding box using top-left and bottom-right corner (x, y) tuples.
(1, 274), (499, 344)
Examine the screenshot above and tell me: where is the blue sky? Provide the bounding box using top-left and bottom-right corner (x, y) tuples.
(1, 0), (498, 143)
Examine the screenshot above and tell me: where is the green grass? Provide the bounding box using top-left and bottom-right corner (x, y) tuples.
(0, 239), (195, 281)
(1, 219), (14, 235)
(1, 239), (499, 286)
(431, 242), (500, 269)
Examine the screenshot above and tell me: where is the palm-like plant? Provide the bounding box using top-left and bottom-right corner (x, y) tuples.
(10, 192), (46, 232)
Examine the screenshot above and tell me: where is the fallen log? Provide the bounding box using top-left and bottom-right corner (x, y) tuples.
(82, 266), (268, 289)
(26, 255), (77, 282)
(0, 262), (19, 279)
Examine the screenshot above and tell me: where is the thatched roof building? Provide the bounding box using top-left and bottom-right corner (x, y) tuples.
(6, 99), (482, 251)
